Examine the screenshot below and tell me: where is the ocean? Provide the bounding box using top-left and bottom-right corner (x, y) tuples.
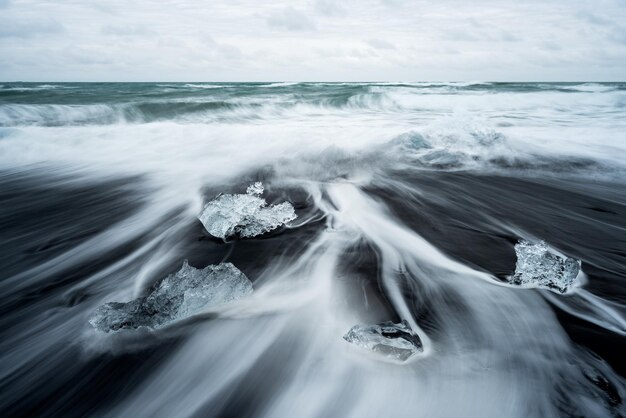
(1, 82), (626, 417)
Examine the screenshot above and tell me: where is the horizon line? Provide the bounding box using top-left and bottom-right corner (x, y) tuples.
(2, 80), (625, 83)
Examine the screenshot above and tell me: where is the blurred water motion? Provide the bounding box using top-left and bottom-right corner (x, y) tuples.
(1, 82), (626, 417)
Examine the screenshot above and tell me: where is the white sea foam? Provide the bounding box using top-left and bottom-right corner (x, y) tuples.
(1, 81), (625, 179)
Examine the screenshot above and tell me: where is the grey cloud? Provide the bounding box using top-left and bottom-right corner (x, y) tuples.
(367, 39), (395, 49)
(101, 24), (154, 37)
(611, 29), (626, 45)
(315, 46), (377, 59)
(441, 27), (519, 43)
(266, 7), (316, 31)
(441, 29), (481, 42)
(0, 18), (64, 38)
(498, 31), (520, 42)
(217, 44), (244, 60)
(314, 0), (347, 17)
(578, 10), (626, 45)
(541, 41), (562, 51)
(0, 0), (11, 8)
(65, 48), (112, 66)
(578, 11), (612, 26)
(380, 0), (408, 7)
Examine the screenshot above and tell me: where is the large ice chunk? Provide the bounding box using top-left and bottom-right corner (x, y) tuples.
(89, 260), (253, 332)
(511, 240), (580, 293)
(343, 320), (423, 361)
(199, 182), (297, 239)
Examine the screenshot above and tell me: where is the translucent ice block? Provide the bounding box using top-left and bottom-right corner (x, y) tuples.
(90, 260), (253, 332)
(511, 240), (580, 293)
(343, 320), (423, 361)
(198, 182), (297, 239)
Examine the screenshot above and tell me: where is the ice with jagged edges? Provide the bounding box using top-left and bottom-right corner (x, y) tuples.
(343, 320), (423, 361)
(198, 182), (297, 239)
(89, 260), (253, 332)
(511, 240), (581, 293)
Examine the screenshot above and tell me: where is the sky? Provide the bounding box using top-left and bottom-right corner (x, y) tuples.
(0, 0), (625, 81)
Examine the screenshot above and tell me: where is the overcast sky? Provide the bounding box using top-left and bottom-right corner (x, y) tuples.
(1, 0), (625, 81)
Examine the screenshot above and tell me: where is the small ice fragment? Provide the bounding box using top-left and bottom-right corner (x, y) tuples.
(343, 320), (423, 361)
(199, 183), (297, 239)
(511, 240), (580, 293)
(246, 182), (264, 195)
(89, 260), (253, 332)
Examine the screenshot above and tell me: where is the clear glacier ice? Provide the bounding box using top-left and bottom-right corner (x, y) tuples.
(89, 260), (253, 332)
(343, 320), (423, 361)
(198, 182), (297, 239)
(511, 240), (580, 293)
(246, 181), (264, 195)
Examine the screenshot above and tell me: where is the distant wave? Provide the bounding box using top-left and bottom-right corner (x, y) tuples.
(0, 84), (76, 92)
(258, 82), (300, 88)
(1, 82), (624, 127)
(559, 83), (618, 93)
(0, 101), (245, 126)
(0, 104), (124, 126)
(183, 84), (234, 89)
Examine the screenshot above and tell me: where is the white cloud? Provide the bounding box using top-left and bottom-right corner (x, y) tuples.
(0, 0), (624, 81)
(266, 6), (316, 31)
